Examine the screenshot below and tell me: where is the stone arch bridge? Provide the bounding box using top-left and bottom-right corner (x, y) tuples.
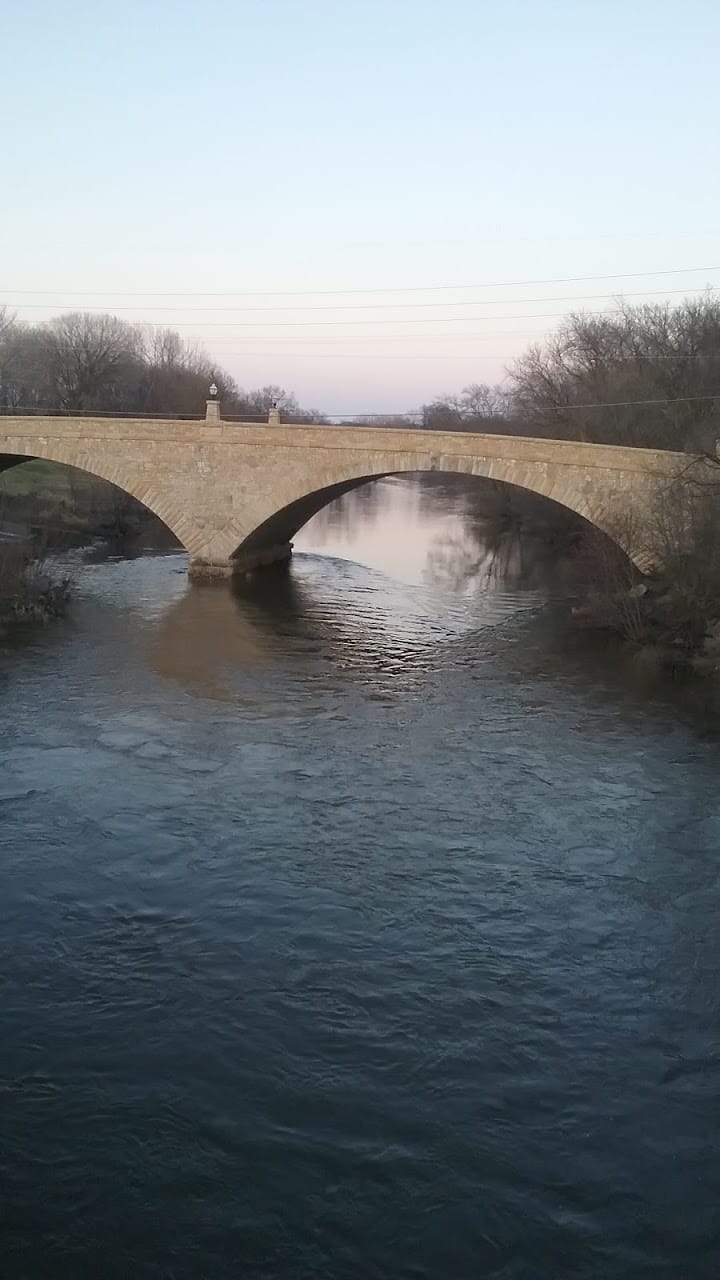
(0, 410), (694, 578)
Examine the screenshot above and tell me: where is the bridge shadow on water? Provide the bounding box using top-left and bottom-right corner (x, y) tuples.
(146, 552), (492, 704)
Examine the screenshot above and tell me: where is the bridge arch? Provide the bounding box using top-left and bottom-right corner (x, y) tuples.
(0, 448), (188, 552)
(230, 458), (642, 571)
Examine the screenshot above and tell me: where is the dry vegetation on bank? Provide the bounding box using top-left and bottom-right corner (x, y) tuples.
(573, 474), (720, 672)
(0, 543), (70, 632)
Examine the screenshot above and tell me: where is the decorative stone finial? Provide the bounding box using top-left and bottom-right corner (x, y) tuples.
(206, 377), (221, 422)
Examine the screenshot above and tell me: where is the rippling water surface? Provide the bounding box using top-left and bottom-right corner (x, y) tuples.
(2, 478), (719, 1278)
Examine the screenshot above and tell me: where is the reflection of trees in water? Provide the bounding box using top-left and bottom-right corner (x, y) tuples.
(426, 527), (519, 593)
(425, 476), (586, 592)
(305, 474), (475, 542)
(425, 525), (571, 593)
(305, 472), (580, 534)
(301, 477), (391, 542)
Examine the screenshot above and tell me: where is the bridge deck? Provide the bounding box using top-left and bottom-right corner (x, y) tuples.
(0, 415), (688, 477)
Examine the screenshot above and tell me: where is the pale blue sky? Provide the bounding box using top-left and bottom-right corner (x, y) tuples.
(2, 0), (719, 412)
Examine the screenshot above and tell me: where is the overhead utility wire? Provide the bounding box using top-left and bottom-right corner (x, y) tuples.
(516, 392), (720, 411)
(186, 330), (558, 343)
(294, 394), (720, 414)
(27, 305), (706, 329)
(2, 264), (718, 298)
(6, 392), (720, 419)
(10, 285), (720, 314)
(181, 349), (720, 361)
(187, 331), (713, 351)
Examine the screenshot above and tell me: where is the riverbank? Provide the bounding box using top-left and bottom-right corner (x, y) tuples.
(570, 482), (720, 677)
(572, 575), (720, 676)
(0, 458), (177, 552)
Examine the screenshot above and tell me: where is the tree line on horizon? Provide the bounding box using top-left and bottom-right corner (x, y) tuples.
(1, 296), (719, 452)
(0, 309), (324, 424)
(421, 296), (720, 453)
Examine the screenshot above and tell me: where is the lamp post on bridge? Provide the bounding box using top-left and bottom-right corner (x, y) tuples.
(206, 378), (220, 424)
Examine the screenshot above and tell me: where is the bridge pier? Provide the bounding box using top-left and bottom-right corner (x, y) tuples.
(188, 541), (293, 582)
(188, 558), (234, 581)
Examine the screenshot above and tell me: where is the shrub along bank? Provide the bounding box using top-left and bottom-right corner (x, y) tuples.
(0, 543), (70, 632)
(572, 478), (720, 674)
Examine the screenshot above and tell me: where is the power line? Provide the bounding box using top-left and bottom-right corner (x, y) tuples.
(186, 334), (719, 352)
(2, 264), (718, 298)
(8, 285), (719, 314)
(519, 392), (720, 412)
(5, 393), (719, 417)
(172, 349), (720, 361)
(282, 393), (720, 413)
(184, 331), (554, 344)
(230, 394), (720, 412)
(23, 306), (705, 330)
(187, 351), (519, 361)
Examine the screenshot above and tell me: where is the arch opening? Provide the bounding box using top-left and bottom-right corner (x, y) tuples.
(233, 473), (393, 558)
(230, 468), (638, 576)
(0, 455), (183, 555)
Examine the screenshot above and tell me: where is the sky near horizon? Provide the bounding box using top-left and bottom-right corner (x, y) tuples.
(2, 0), (720, 413)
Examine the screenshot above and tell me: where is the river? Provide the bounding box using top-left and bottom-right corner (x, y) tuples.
(2, 476), (719, 1279)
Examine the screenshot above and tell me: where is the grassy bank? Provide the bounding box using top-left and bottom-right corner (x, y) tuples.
(0, 460), (177, 550)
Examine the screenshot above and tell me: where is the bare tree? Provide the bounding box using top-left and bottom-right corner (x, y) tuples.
(233, 385), (325, 423)
(574, 467), (720, 665)
(420, 382), (516, 432)
(509, 297), (720, 451)
(0, 309), (324, 421)
(0, 308), (17, 406)
(40, 313), (145, 410)
(0, 307), (15, 341)
(0, 323), (51, 408)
